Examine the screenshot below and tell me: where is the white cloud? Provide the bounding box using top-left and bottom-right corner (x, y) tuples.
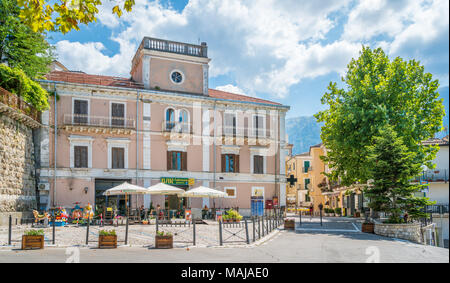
(215, 84), (247, 95)
(54, 0), (448, 98)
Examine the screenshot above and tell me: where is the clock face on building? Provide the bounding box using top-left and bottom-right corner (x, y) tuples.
(171, 71), (183, 84)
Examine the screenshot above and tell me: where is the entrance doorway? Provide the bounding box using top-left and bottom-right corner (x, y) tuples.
(164, 185), (188, 218)
(95, 179), (131, 216)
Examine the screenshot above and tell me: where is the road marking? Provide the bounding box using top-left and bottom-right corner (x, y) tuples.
(296, 228), (360, 232)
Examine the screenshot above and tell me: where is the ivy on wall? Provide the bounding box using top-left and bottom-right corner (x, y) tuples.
(0, 64), (49, 111)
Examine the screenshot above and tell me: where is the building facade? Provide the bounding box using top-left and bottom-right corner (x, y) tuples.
(285, 143), (328, 214)
(37, 37), (290, 217)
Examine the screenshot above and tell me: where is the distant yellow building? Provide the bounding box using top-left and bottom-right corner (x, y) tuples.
(285, 143), (328, 214)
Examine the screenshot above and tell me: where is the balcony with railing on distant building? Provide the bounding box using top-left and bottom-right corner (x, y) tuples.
(0, 86), (41, 127)
(63, 114), (136, 135)
(412, 168), (448, 183)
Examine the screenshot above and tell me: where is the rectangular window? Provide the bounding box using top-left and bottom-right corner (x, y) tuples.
(111, 147), (125, 169)
(254, 115), (264, 137)
(167, 151), (187, 171)
(224, 113), (236, 137)
(254, 155), (264, 174)
(225, 187), (236, 198)
(304, 178), (310, 190)
(303, 161), (310, 173)
(111, 103), (125, 126)
(221, 154), (239, 173)
(74, 146), (88, 168)
(73, 99), (88, 124)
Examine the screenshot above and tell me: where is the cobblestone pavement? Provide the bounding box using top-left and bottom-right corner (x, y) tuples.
(0, 229), (447, 263)
(0, 218), (281, 249)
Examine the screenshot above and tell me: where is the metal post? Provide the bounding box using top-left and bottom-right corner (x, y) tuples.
(219, 219), (223, 246)
(261, 216), (265, 236)
(266, 216), (269, 234)
(8, 215), (11, 246)
(245, 218), (250, 244)
(52, 215), (55, 245)
(193, 218), (196, 246)
(85, 215), (90, 245)
(125, 216), (129, 245)
(252, 217), (256, 242)
(320, 209), (323, 226)
(258, 216), (261, 239)
(156, 215), (159, 232)
(299, 210), (302, 226)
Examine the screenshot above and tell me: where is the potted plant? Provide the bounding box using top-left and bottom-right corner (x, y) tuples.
(334, 207), (342, 216)
(22, 229), (44, 250)
(98, 229), (117, 248)
(155, 231), (173, 249)
(284, 218), (295, 230)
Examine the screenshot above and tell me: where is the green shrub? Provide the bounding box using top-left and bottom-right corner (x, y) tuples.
(0, 64), (49, 111)
(24, 229), (44, 236)
(99, 229), (116, 236)
(334, 208), (342, 215)
(156, 231), (172, 237)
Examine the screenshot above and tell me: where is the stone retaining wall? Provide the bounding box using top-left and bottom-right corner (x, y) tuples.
(374, 223), (422, 243)
(0, 114), (37, 224)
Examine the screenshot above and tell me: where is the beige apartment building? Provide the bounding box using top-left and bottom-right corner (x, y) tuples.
(37, 37), (290, 217)
(285, 143), (327, 214)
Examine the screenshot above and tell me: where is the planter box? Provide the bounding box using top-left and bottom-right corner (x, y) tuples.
(362, 223), (374, 233)
(98, 235), (117, 249)
(22, 235), (44, 250)
(284, 220), (295, 230)
(155, 235), (173, 249)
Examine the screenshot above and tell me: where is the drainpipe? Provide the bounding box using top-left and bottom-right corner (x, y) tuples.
(53, 83), (57, 207)
(213, 100), (217, 190)
(136, 90), (139, 208)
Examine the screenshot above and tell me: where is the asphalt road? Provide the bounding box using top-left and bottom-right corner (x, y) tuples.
(0, 228), (448, 263)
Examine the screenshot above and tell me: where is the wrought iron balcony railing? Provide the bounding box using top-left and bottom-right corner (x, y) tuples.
(64, 114), (136, 129)
(162, 121), (191, 134)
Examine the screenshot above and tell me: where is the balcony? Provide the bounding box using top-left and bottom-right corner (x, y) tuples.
(161, 121), (192, 141)
(220, 126), (271, 146)
(412, 169), (448, 183)
(63, 114), (136, 135)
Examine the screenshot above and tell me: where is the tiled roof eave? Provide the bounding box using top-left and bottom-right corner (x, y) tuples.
(39, 79), (290, 109)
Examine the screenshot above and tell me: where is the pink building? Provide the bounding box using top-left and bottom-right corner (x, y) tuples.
(37, 37), (290, 217)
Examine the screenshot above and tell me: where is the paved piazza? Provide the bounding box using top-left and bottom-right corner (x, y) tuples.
(0, 217), (448, 263)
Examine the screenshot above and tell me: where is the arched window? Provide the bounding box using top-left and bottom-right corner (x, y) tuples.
(166, 108), (175, 130)
(179, 109), (189, 133)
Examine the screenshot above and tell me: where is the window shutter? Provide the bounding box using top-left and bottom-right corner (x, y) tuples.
(235, 154), (239, 173)
(112, 147), (124, 169)
(167, 151), (172, 170)
(182, 152), (187, 171)
(80, 146), (87, 168)
(221, 154), (226, 173)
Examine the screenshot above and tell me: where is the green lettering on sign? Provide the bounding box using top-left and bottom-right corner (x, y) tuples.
(160, 177), (195, 186)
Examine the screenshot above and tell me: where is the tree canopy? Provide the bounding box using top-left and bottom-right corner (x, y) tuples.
(0, 0), (54, 79)
(315, 46), (445, 186)
(17, 0), (135, 34)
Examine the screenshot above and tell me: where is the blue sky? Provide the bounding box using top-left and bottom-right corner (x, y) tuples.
(47, 0), (449, 119)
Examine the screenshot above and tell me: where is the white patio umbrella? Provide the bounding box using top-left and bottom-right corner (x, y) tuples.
(103, 182), (149, 217)
(183, 186), (228, 198)
(145, 182), (185, 195)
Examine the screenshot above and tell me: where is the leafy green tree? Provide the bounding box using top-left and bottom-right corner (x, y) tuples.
(17, 0), (135, 34)
(0, 0), (54, 79)
(365, 126), (433, 223)
(0, 64), (49, 111)
(315, 46), (445, 186)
